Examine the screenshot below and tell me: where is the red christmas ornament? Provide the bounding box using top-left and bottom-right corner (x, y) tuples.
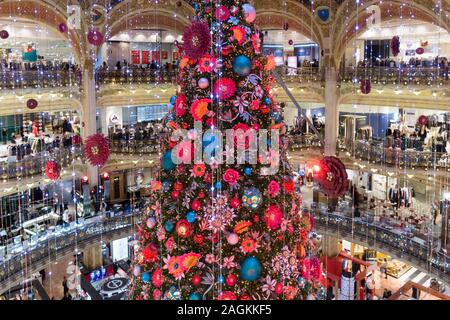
(230, 197), (241, 208)
(390, 36), (400, 57)
(152, 268), (163, 288)
(142, 243), (158, 263)
(87, 29), (104, 46)
(58, 22), (68, 33)
(174, 181), (184, 191)
(26, 98), (38, 110)
(171, 190), (180, 199)
(193, 234), (204, 245)
(314, 156), (349, 197)
(191, 199), (201, 211)
(192, 274), (202, 286)
(416, 47), (425, 55)
(84, 133), (111, 167)
(226, 274), (237, 286)
(288, 39), (294, 45)
(239, 295), (252, 300)
(45, 160), (60, 181)
(198, 191), (205, 199)
(0, 30), (9, 39)
(275, 283), (283, 295)
(218, 291), (237, 300)
(176, 219), (193, 238)
(360, 79), (371, 94)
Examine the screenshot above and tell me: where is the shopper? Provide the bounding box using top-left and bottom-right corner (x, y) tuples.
(381, 258), (388, 279)
(62, 276), (69, 296)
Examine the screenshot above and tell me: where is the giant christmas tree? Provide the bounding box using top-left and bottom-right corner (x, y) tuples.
(129, 0), (325, 300)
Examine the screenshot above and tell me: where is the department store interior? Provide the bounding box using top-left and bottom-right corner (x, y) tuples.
(0, 0), (449, 301)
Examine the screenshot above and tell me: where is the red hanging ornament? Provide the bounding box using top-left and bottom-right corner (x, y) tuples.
(390, 36), (400, 57)
(192, 274), (201, 286)
(0, 30), (9, 39)
(416, 47), (425, 55)
(360, 79), (371, 94)
(314, 156), (349, 197)
(417, 115), (428, 126)
(84, 133), (110, 167)
(87, 29), (104, 46)
(45, 160), (60, 181)
(26, 98), (38, 110)
(58, 22), (68, 33)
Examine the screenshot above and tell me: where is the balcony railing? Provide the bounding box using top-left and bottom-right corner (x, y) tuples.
(0, 145), (83, 181)
(0, 70), (82, 89)
(0, 207), (448, 293)
(313, 209), (449, 284)
(96, 69), (177, 85)
(343, 139), (449, 168)
(340, 66), (449, 87)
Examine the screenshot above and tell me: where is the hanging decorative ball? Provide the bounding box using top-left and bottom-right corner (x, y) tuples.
(171, 190), (180, 200)
(133, 265), (141, 277)
(226, 232), (239, 245)
(230, 198), (241, 209)
(87, 29), (104, 46)
(45, 160), (60, 181)
(192, 274), (202, 286)
(264, 97), (272, 105)
(264, 204), (283, 230)
(164, 220), (174, 233)
(170, 96), (177, 105)
(186, 211), (196, 223)
(360, 79), (371, 94)
(218, 291), (237, 300)
(241, 187), (262, 211)
(233, 55), (252, 76)
(283, 22), (289, 31)
(416, 47), (425, 55)
(141, 272), (151, 283)
(218, 275), (225, 284)
(242, 4), (256, 23)
(146, 217), (156, 229)
(314, 156), (349, 197)
(390, 36), (400, 57)
(191, 199), (201, 211)
(58, 22), (68, 33)
(162, 150), (176, 171)
(226, 274), (237, 286)
(26, 98), (38, 110)
(240, 257), (262, 282)
(215, 181), (222, 190)
(417, 115), (428, 126)
(142, 243), (158, 263)
(288, 39), (294, 45)
(189, 293), (201, 300)
(176, 219), (193, 238)
(176, 0), (182, 7)
(84, 133), (110, 167)
(244, 167), (252, 176)
(152, 268), (163, 288)
(0, 30), (9, 39)
(275, 283), (283, 295)
(198, 77), (210, 89)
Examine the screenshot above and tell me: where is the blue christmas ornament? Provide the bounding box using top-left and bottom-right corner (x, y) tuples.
(240, 257), (262, 282)
(141, 272), (151, 283)
(264, 97), (271, 105)
(164, 220), (174, 232)
(186, 211), (196, 223)
(170, 96), (176, 105)
(162, 150), (176, 171)
(215, 181), (222, 190)
(244, 167), (252, 176)
(219, 275), (225, 284)
(233, 55), (252, 76)
(241, 187), (262, 211)
(162, 181), (171, 191)
(298, 276), (306, 288)
(189, 293), (202, 300)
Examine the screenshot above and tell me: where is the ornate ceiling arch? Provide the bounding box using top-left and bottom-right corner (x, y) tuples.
(106, 0), (193, 38)
(254, 0), (324, 48)
(331, 0), (450, 66)
(0, 0), (85, 63)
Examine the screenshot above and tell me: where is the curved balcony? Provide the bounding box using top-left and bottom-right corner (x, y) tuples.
(96, 69), (177, 85)
(0, 208), (448, 294)
(313, 210), (449, 284)
(339, 67), (449, 87)
(0, 146), (83, 181)
(344, 139), (448, 168)
(0, 212), (142, 294)
(0, 70), (82, 89)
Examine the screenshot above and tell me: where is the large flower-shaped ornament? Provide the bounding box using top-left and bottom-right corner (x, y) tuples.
(314, 156), (349, 197)
(182, 21), (211, 60)
(45, 160), (60, 181)
(84, 133), (111, 167)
